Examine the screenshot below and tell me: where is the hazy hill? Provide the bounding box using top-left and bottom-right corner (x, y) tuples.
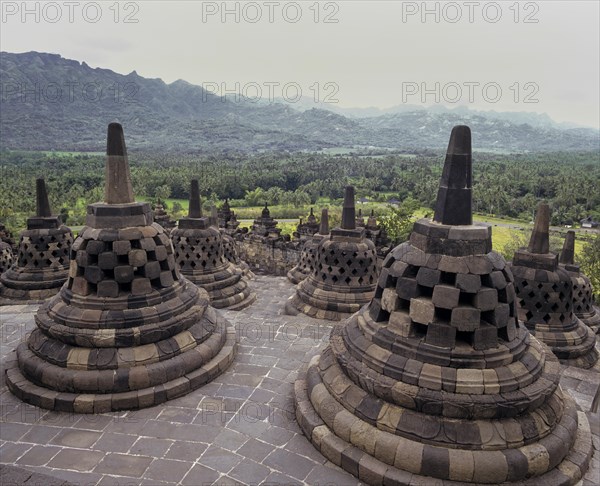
(1, 51), (598, 153)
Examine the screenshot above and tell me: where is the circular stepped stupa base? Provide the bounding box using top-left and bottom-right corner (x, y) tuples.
(186, 266), (256, 311)
(0, 285), (63, 306)
(580, 309), (600, 334)
(287, 268), (308, 285)
(5, 308), (236, 413)
(294, 358), (593, 486)
(284, 292), (366, 321)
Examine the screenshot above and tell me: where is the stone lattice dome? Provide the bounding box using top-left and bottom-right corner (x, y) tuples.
(294, 125), (594, 485)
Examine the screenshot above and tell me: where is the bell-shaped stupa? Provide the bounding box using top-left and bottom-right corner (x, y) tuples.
(0, 179), (73, 304)
(285, 187), (378, 320)
(559, 231), (600, 333)
(6, 123), (236, 412)
(512, 204), (597, 368)
(171, 180), (256, 310)
(288, 209), (329, 285)
(294, 126), (593, 485)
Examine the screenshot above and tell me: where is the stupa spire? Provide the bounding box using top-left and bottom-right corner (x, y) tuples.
(341, 186), (356, 230)
(104, 122), (134, 204)
(560, 229), (576, 265)
(36, 178), (52, 217)
(188, 180), (202, 218)
(319, 208), (329, 235)
(433, 125), (472, 225)
(528, 203), (550, 254)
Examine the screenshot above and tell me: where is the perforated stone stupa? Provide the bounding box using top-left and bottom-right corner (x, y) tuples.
(559, 231), (600, 334)
(294, 126), (594, 485)
(287, 209), (329, 285)
(512, 204), (597, 369)
(285, 187), (378, 321)
(5, 123), (236, 412)
(0, 179), (73, 305)
(251, 203), (281, 238)
(0, 242), (14, 274)
(171, 180), (256, 310)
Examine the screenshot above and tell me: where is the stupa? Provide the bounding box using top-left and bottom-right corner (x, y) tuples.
(297, 208), (320, 238)
(294, 126), (594, 485)
(251, 203), (280, 238)
(559, 231), (600, 333)
(356, 208), (366, 228)
(6, 123), (236, 412)
(0, 179), (73, 304)
(0, 242), (14, 274)
(285, 187), (378, 321)
(287, 209), (329, 285)
(171, 181), (256, 310)
(512, 204), (597, 369)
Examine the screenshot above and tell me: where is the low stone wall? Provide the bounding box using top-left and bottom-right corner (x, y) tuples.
(237, 237), (301, 276)
(235, 236), (386, 277)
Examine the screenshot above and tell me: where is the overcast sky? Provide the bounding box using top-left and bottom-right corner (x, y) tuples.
(2, 0), (599, 127)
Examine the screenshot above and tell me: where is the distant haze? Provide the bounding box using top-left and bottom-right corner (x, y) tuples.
(2, 1), (599, 128)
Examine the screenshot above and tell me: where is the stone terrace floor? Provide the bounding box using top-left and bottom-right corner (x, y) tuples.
(0, 275), (598, 486)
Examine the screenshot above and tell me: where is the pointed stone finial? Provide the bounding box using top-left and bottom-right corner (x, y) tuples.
(188, 180), (202, 218)
(319, 209), (329, 235)
(36, 178), (52, 217)
(560, 230), (576, 265)
(262, 202), (270, 218)
(105, 122), (134, 204)
(433, 125), (472, 226)
(528, 203), (551, 254)
(342, 186), (356, 230)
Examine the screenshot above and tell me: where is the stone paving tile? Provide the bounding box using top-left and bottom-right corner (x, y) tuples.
(15, 445), (61, 466)
(144, 458), (194, 483)
(164, 440), (208, 462)
(94, 452), (154, 477)
(49, 429), (102, 448)
(228, 458), (271, 484)
(1, 275), (599, 486)
(47, 448), (104, 472)
(263, 447), (319, 481)
(93, 432), (139, 453)
(129, 437), (174, 457)
(199, 445), (244, 474)
(180, 463), (221, 485)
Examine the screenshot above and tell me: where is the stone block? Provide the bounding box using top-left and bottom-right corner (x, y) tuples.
(425, 322), (457, 348)
(131, 278), (152, 295)
(474, 288), (498, 311)
(86, 240), (105, 255)
(455, 273), (481, 293)
(432, 284), (460, 309)
(389, 311), (413, 337)
(114, 266), (134, 283)
(159, 271), (174, 287)
(410, 298), (435, 325)
(472, 324), (497, 350)
(128, 250), (147, 267)
(98, 252), (118, 270)
(396, 277), (420, 301)
(489, 270), (507, 289)
(416, 267), (441, 287)
(381, 288), (400, 313)
(113, 240), (131, 255)
(485, 303), (510, 327)
(84, 266), (104, 284)
(71, 276), (91, 296)
(154, 246), (168, 261)
(141, 261), (161, 280)
(451, 306), (481, 331)
(97, 280), (119, 298)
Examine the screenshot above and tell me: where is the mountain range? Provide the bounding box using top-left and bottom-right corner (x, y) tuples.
(1, 51), (598, 153)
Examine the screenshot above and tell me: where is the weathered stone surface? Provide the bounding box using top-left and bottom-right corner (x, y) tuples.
(6, 123), (236, 413)
(293, 125), (592, 486)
